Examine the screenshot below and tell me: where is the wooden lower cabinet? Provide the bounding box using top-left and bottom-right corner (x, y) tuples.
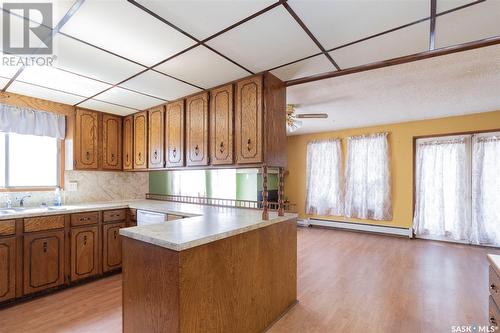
(23, 230), (65, 295)
(0, 237), (16, 302)
(71, 226), (99, 281)
(103, 222), (125, 272)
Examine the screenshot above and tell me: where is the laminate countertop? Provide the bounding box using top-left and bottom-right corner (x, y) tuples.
(0, 199), (297, 251)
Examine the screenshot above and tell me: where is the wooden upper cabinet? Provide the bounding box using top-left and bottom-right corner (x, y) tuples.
(75, 108), (99, 169)
(102, 114), (122, 170)
(210, 84), (233, 165)
(235, 75), (263, 164)
(148, 106), (165, 169)
(123, 115), (134, 170)
(186, 92), (209, 166)
(165, 100), (185, 168)
(133, 111), (148, 169)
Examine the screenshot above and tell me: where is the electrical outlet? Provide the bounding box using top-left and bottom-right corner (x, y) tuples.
(67, 181), (78, 192)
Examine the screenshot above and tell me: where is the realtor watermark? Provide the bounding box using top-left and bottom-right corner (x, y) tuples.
(2, 2), (56, 66)
(451, 324), (498, 332)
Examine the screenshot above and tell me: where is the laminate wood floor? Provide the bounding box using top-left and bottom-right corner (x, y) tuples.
(0, 227), (497, 333)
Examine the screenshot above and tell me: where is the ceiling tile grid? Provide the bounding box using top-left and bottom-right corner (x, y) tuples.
(8, 80), (86, 105)
(270, 54), (335, 81)
(206, 6), (322, 73)
(154, 45), (249, 89)
(329, 21), (430, 69)
(59, 0), (196, 66)
(78, 99), (138, 116)
(135, 0), (277, 40)
(120, 70), (201, 101)
(94, 86), (165, 110)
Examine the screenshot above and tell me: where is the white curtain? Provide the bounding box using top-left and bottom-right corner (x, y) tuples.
(305, 139), (343, 216)
(171, 170), (206, 197)
(413, 138), (470, 241)
(345, 133), (392, 220)
(471, 135), (500, 246)
(0, 104), (65, 139)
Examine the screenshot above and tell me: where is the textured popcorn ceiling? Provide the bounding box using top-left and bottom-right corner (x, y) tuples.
(287, 44), (500, 135)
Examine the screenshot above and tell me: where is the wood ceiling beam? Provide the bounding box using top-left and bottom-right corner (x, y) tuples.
(285, 35), (500, 86)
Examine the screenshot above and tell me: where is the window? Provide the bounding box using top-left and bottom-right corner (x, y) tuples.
(413, 132), (500, 246)
(345, 133), (392, 220)
(305, 139), (343, 216)
(0, 132), (61, 189)
(171, 170), (206, 197)
(210, 169), (236, 200)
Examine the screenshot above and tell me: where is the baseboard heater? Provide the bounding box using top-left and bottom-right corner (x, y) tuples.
(306, 218), (413, 238)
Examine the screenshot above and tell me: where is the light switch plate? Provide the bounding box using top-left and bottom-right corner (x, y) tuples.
(67, 181), (78, 192)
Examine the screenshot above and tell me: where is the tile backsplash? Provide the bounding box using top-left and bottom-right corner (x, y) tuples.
(1, 171), (148, 207)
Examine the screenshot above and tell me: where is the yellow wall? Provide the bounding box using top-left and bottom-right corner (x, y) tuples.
(285, 110), (500, 228)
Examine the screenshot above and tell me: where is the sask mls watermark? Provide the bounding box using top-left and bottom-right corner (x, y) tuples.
(2, 2), (56, 66)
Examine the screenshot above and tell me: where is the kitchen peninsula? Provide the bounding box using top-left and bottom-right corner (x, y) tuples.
(119, 201), (297, 333)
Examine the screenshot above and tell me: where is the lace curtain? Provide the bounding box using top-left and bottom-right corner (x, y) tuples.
(0, 104), (65, 139)
(305, 139), (343, 216)
(471, 135), (500, 246)
(345, 133), (392, 220)
(413, 138), (470, 241)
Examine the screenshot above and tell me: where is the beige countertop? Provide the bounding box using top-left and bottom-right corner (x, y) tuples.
(0, 199), (297, 252)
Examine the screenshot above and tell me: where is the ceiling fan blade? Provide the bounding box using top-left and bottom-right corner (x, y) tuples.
(296, 113), (328, 119)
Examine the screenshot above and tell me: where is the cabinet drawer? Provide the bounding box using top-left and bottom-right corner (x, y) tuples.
(24, 215), (65, 233)
(0, 220), (16, 236)
(71, 212), (99, 227)
(490, 266), (500, 305)
(103, 209), (126, 222)
(490, 296), (500, 327)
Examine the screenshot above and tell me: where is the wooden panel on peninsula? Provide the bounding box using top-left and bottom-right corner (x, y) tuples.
(122, 218), (297, 333)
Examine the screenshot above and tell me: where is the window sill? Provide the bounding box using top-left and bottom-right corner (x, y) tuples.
(0, 187), (61, 192)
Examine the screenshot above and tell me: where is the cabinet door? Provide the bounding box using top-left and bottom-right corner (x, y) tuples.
(165, 100), (185, 167)
(186, 92), (209, 166)
(0, 237), (16, 302)
(75, 109), (99, 169)
(148, 106), (165, 169)
(123, 115), (134, 170)
(71, 226), (99, 282)
(210, 84), (233, 165)
(102, 114), (122, 170)
(235, 75), (263, 164)
(103, 222), (125, 272)
(133, 111), (148, 169)
(23, 230), (65, 295)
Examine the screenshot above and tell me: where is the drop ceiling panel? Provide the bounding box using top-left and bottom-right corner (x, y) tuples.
(94, 87), (164, 110)
(135, 0), (276, 40)
(0, 53), (21, 78)
(16, 65), (111, 97)
(329, 21), (430, 69)
(120, 70), (201, 101)
(8, 80), (85, 105)
(0, 0), (75, 28)
(271, 54), (335, 81)
(0, 77), (10, 89)
(437, 0), (476, 13)
(60, 0), (196, 66)
(288, 0), (429, 50)
(206, 6), (321, 73)
(435, 1), (500, 49)
(79, 99), (137, 116)
(0, 12), (52, 53)
(53, 34), (145, 84)
(154, 45), (248, 89)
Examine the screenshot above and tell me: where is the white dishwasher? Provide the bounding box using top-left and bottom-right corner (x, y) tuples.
(137, 210), (167, 226)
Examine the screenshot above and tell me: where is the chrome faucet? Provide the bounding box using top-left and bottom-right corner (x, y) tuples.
(3, 195), (12, 209)
(18, 195), (31, 207)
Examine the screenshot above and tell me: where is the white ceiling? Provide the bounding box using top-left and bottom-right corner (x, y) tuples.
(0, 0), (497, 117)
(287, 44), (500, 135)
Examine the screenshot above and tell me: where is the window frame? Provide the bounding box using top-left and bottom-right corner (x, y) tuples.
(0, 132), (65, 192)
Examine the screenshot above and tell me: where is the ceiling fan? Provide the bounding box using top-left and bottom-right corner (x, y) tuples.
(286, 104), (328, 133)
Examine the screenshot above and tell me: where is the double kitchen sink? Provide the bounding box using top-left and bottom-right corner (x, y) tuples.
(0, 206), (69, 215)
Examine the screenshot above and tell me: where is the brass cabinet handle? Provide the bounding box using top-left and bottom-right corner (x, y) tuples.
(111, 153), (115, 161)
(114, 230), (118, 239)
(491, 284), (497, 292)
(154, 150), (158, 159)
(194, 145), (199, 156)
(43, 241), (47, 253)
(491, 317), (497, 326)
(86, 151), (90, 159)
(172, 147), (177, 158)
(83, 235), (87, 245)
(247, 138), (252, 152)
(125, 153), (129, 162)
(219, 141), (224, 153)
